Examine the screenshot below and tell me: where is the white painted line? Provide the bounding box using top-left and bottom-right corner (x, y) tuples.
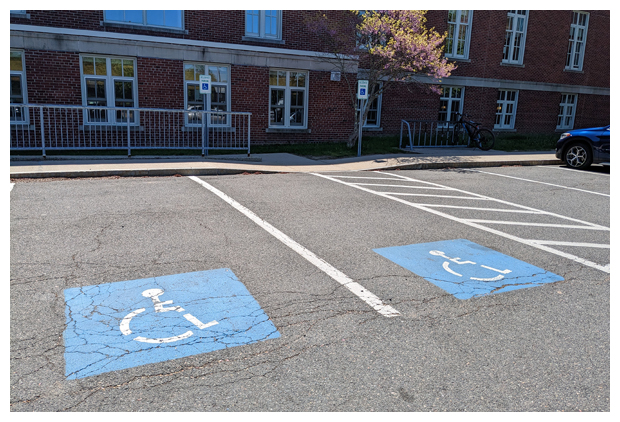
(381, 172), (608, 229)
(381, 192), (490, 200)
(330, 176), (409, 180)
(188, 176), (400, 318)
(10, 183), (15, 192)
(352, 183), (451, 190)
(465, 219), (610, 231)
(183, 313), (219, 329)
(529, 240), (611, 249)
(464, 169), (610, 197)
(313, 172), (610, 274)
(538, 165), (610, 176)
(411, 204), (543, 213)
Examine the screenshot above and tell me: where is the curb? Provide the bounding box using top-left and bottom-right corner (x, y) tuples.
(9, 158), (562, 179)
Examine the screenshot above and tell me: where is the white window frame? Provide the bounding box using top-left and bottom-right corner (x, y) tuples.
(494, 90), (519, 130)
(245, 10), (282, 40)
(80, 55), (138, 125)
(557, 94), (578, 130)
(183, 63), (231, 127)
(445, 10), (473, 60)
(502, 10), (529, 65)
(438, 86), (464, 126)
(565, 11), (589, 71)
(269, 69), (308, 129)
(362, 83), (382, 128)
(104, 10), (184, 30)
(10, 49), (28, 124)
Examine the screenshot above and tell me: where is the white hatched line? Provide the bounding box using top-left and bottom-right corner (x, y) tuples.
(379, 192), (490, 200)
(382, 172), (608, 230)
(188, 176), (400, 318)
(538, 165), (610, 176)
(529, 240), (610, 249)
(465, 219), (610, 231)
(312, 172), (610, 273)
(329, 176), (409, 180)
(352, 183), (452, 190)
(411, 204), (542, 213)
(463, 169), (610, 197)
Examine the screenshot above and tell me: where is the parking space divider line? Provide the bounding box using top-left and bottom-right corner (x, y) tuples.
(188, 176), (401, 318)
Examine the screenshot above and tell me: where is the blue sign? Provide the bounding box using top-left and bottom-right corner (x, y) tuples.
(201, 82), (209, 91)
(374, 239), (563, 300)
(63, 269), (280, 379)
(359, 88), (366, 96)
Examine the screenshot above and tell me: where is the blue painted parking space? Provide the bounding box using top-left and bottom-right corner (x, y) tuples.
(63, 269), (280, 380)
(374, 239), (563, 300)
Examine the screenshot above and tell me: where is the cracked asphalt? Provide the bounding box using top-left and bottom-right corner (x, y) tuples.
(10, 165), (610, 411)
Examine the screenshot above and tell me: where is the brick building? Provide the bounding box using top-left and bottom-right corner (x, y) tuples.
(10, 10), (610, 150)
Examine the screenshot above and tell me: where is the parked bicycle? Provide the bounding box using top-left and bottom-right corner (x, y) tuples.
(451, 112), (495, 151)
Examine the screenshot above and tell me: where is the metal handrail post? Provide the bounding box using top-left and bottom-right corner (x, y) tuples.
(127, 112), (131, 156)
(39, 106), (46, 158)
(247, 114), (251, 156)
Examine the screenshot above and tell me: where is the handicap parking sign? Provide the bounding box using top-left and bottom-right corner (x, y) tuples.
(63, 269), (279, 379)
(374, 239), (563, 300)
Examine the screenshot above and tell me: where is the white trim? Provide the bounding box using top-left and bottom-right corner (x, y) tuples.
(445, 10), (473, 60)
(494, 89), (519, 130)
(502, 10), (529, 65)
(565, 11), (589, 71)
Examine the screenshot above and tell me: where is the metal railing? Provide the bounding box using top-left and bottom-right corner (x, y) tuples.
(10, 104), (252, 157)
(400, 119), (470, 149)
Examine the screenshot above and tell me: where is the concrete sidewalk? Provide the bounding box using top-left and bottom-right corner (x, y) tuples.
(9, 148), (561, 179)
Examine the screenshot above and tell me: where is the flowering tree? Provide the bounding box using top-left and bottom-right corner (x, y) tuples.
(307, 10), (456, 147)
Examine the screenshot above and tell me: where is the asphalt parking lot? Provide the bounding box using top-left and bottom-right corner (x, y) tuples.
(10, 164), (610, 411)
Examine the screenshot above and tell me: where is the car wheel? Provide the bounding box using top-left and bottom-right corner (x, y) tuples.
(564, 142), (593, 169)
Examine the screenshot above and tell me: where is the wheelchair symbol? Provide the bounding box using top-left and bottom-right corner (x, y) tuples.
(429, 250), (511, 282)
(119, 288), (218, 344)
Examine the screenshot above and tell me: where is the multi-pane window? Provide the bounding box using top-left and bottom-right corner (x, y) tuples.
(104, 11), (183, 29)
(245, 10), (281, 39)
(184, 63), (230, 126)
(495, 90), (518, 130)
(363, 94), (382, 129)
(269, 70), (307, 128)
(503, 11), (528, 65)
(557, 94), (577, 130)
(10, 50), (27, 123)
(566, 11), (589, 71)
(81, 56), (137, 124)
(438, 86), (464, 124)
(445, 10), (473, 59)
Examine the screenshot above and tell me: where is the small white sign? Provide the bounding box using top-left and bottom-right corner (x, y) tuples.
(357, 80), (369, 100)
(331, 71), (341, 81)
(199, 75), (212, 94)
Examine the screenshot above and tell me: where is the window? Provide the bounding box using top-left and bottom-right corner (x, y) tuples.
(245, 10), (281, 39)
(557, 94), (577, 130)
(104, 11), (183, 29)
(80, 56), (137, 124)
(362, 84), (382, 128)
(269, 70), (307, 128)
(445, 10), (473, 59)
(438, 86), (464, 124)
(495, 90), (518, 130)
(10, 50), (27, 123)
(503, 11), (528, 65)
(184, 63), (230, 126)
(566, 11), (589, 71)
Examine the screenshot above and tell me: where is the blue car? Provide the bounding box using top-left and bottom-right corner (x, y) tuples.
(555, 125), (610, 169)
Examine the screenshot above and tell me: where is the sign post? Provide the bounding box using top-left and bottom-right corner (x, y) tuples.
(357, 80), (369, 157)
(199, 75), (212, 156)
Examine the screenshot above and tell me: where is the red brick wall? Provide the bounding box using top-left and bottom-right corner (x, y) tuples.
(24, 50), (82, 105)
(425, 10), (610, 88)
(12, 10), (353, 54)
(137, 58), (184, 109)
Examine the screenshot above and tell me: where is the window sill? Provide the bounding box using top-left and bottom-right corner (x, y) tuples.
(363, 127), (383, 132)
(266, 127), (310, 133)
(563, 68), (584, 74)
(445, 57), (470, 63)
(242, 36), (285, 45)
(10, 12), (30, 18)
(500, 62), (524, 68)
(101, 21), (188, 35)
